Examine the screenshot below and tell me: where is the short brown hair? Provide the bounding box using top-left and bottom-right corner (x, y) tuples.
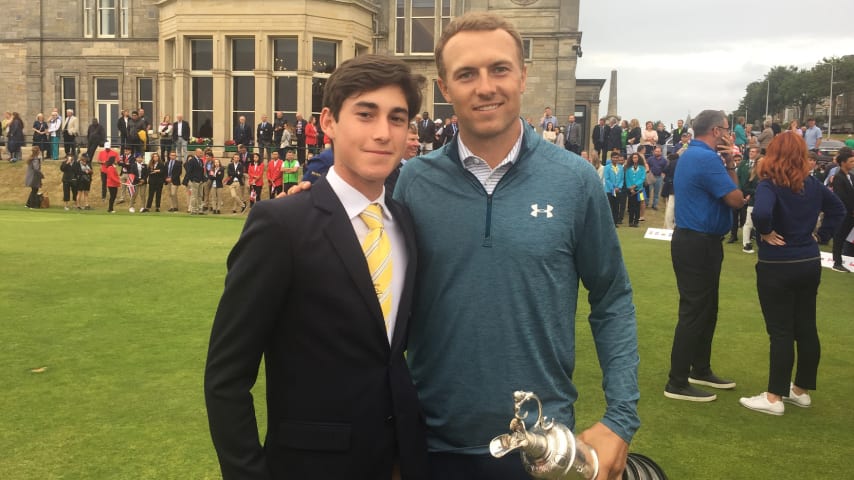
(322, 54), (424, 122)
(434, 12), (524, 80)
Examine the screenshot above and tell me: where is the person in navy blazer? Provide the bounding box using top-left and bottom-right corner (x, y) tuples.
(205, 54), (428, 480)
(233, 115), (254, 147)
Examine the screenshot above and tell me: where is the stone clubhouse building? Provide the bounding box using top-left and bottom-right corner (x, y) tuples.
(1, 0), (604, 151)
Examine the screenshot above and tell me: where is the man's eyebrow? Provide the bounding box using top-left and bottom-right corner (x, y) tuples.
(353, 101), (408, 116)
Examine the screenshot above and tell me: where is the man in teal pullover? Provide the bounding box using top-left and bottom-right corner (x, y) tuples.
(394, 12), (639, 480)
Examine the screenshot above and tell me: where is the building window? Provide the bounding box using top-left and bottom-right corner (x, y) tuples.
(191, 77), (213, 139)
(312, 39), (338, 119)
(138, 78), (154, 125)
(232, 38), (256, 135)
(522, 38), (532, 60)
(84, 0), (129, 38)
(120, 0), (129, 38)
(191, 38), (214, 138)
(232, 38), (255, 72)
(433, 80), (454, 122)
(191, 39), (213, 71)
(61, 77), (77, 115)
(273, 38), (299, 123)
(395, 0), (452, 55)
(84, 1), (94, 38)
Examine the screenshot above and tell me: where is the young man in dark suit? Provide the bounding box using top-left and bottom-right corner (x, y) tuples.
(164, 150), (182, 212)
(172, 114), (191, 161)
(256, 114), (274, 161)
(205, 54), (428, 480)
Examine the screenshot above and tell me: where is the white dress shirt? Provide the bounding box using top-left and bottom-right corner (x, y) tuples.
(325, 166), (407, 343)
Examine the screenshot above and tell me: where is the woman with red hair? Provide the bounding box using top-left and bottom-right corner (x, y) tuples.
(739, 132), (845, 415)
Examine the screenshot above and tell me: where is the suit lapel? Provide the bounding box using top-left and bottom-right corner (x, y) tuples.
(387, 198), (415, 353)
(312, 179), (388, 341)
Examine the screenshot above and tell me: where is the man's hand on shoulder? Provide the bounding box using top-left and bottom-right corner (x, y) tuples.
(577, 422), (628, 480)
(276, 181), (313, 199)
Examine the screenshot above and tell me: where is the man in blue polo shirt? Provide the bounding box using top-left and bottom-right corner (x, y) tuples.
(665, 110), (746, 402)
(804, 118), (822, 153)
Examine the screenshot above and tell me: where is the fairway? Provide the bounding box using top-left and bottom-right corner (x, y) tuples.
(1, 207), (852, 479)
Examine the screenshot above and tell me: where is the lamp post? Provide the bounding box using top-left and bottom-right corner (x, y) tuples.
(765, 79), (770, 118)
(829, 61), (834, 137)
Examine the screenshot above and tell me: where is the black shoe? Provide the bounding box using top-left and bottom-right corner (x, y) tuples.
(832, 263), (851, 273)
(664, 383), (717, 402)
(240, 204), (247, 213)
(727, 236), (738, 244)
(155, 208), (160, 212)
(689, 373), (736, 389)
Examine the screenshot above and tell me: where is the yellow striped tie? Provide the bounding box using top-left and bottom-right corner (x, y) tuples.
(360, 203), (393, 329)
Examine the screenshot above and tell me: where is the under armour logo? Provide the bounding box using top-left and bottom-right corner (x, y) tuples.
(531, 204), (554, 218)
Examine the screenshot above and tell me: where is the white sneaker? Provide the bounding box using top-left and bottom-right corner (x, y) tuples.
(64, 206), (70, 211)
(783, 384), (812, 408)
(739, 392), (784, 416)
(129, 207), (135, 213)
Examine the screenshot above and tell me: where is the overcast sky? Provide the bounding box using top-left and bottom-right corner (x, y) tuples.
(574, 0), (854, 128)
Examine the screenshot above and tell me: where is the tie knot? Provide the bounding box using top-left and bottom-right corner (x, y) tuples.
(360, 203), (384, 230)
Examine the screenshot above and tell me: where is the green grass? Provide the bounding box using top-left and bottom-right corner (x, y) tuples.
(0, 206), (852, 479)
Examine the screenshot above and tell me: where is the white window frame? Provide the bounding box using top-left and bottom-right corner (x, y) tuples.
(272, 37), (299, 122)
(84, 0), (128, 38)
(395, 0), (452, 56)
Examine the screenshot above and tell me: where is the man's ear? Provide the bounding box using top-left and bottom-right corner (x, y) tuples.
(319, 107), (336, 142)
(437, 78), (452, 103)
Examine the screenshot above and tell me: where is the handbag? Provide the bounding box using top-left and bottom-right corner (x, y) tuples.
(40, 191), (50, 209)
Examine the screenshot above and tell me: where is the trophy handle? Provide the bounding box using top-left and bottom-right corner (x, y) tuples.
(513, 391), (554, 431)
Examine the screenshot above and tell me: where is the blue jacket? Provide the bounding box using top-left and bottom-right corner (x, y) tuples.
(394, 121), (639, 452)
(604, 162), (625, 195)
(624, 164), (646, 193)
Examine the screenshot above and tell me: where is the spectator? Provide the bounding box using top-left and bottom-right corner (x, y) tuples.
(661, 152), (679, 229)
(830, 148), (854, 272)
(172, 114), (190, 160)
(247, 152), (264, 207)
(539, 106), (557, 131)
(734, 116), (747, 150)
(282, 149), (300, 193)
(655, 121), (670, 149)
(76, 154), (93, 210)
(7, 112), (25, 162)
(542, 122), (557, 144)
(48, 111), (61, 160)
(256, 114), (274, 161)
(32, 114), (49, 159)
(86, 118), (106, 162)
(646, 146), (667, 210)
(60, 154), (80, 210)
(266, 151), (284, 198)
(208, 158), (224, 214)
(431, 118), (444, 151)
(202, 150), (215, 212)
(564, 115), (582, 154)
(164, 150), (183, 212)
(24, 146), (43, 208)
(144, 153), (165, 213)
(127, 154), (149, 213)
(803, 118), (822, 153)
(604, 151), (626, 226)
(61, 110), (79, 157)
(159, 115), (174, 159)
(417, 111), (436, 154)
(305, 115), (318, 154)
(626, 118), (641, 154)
(97, 142), (119, 200)
(605, 118), (622, 160)
(183, 150), (206, 215)
(757, 119), (774, 152)
(225, 153), (246, 214)
(625, 152), (646, 227)
(641, 120), (657, 152)
(739, 132), (845, 415)
(666, 109), (744, 403)
(592, 117), (609, 158)
(104, 157), (121, 213)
